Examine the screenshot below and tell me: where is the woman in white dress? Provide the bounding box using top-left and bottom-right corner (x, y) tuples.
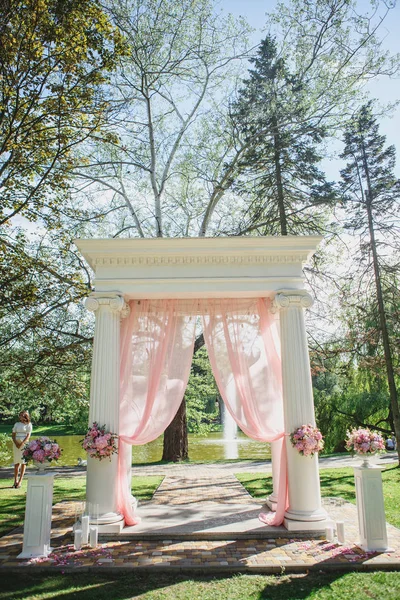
(12, 411), (32, 488)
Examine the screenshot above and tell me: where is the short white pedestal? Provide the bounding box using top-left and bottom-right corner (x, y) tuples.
(18, 472), (57, 559)
(354, 464), (389, 552)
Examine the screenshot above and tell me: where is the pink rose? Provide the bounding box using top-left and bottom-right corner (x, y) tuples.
(33, 449), (45, 463)
(95, 436), (109, 450)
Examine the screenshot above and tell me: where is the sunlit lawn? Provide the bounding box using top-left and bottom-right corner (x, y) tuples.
(0, 423), (85, 436)
(0, 475), (163, 538)
(236, 465), (400, 528)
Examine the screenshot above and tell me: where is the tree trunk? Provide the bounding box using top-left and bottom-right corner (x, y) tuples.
(362, 143), (400, 465)
(272, 115), (288, 236)
(162, 399), (188, 462)
(161, 333), (204, 461)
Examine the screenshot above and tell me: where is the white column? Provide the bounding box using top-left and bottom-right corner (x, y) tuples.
(266, 440), (280, 511)
(85, 293), (129, 531)
(274, 291), (327, 531)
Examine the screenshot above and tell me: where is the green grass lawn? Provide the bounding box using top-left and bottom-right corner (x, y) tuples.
(236, 465), (400, 528)
(0, 475), (163, 538)
(0, 570), (399, 600)
(0, 423), (85, 436)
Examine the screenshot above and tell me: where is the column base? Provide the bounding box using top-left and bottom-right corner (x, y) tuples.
(97, 511), (125, 525)
(18, 546), (53, 559)
(97, 519), (125, 534)
(284, 517), (330, 533)
(358, 542), (394, 553)
(284, 505), (328, 523)
(265, 495), (277, 512)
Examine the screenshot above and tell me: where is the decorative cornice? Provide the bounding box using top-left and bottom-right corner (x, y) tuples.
(91, 253), (309, 267)
(85, 294), (130, 318)
(74, 236), (323, 272)
(273, 291), (313, 312)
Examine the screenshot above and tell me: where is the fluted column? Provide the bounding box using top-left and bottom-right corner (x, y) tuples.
(85, 293), (130, 530)
(266, 440), (280, 511)
(274, 291), (327, 531)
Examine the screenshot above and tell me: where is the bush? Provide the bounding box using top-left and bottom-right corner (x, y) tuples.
(0, 433), (11, 464)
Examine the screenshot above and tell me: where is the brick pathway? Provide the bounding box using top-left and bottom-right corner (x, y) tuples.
(150, 474), (254, 505)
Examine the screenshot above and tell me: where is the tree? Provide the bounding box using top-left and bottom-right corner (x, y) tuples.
(73, 0), (251, 460)
(230, 36), (336, 236)
(74, 0), (251, 239)
(0, 0), (126, 229)
(340, 101), (400, 463)
(0, 229), (94, 426)
(0, 0), (127, 423)
(199, 0), (399, 236)
(73, 0), (398, 460)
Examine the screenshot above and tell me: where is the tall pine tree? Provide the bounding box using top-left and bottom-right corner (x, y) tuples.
(231, 36), (336, 236)
(340, 101), (400, 463)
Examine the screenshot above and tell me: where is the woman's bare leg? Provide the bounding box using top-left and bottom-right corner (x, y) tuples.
(13, 464), (20, 487)
(17, 464), (26, 487)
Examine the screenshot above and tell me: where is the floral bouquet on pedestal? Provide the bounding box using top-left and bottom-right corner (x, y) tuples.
(290, 424), (324, 457)
(81, 422), (118, 461)
(22, 437), (61, 467)
(345, 428), (385, 456)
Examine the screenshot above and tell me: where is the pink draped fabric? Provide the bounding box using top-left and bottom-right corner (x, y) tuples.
(117, 300), (196, 525)
(117, 297), (287, 527)
(202, 298), (288, 526)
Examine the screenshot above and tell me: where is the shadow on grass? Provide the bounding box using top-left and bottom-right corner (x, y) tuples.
(2, 570), (398, 600)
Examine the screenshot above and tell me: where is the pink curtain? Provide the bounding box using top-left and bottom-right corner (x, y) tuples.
(117, 300), (196, 525)
(117, 297), (287, 527)
(202, 298), (288, 526)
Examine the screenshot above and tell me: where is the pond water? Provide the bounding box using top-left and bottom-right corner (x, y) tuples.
(1, 432), (271, 467)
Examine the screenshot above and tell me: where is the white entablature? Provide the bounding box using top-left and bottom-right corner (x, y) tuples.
(74, 236), (322, 299)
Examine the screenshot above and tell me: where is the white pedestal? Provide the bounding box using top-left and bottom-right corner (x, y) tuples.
(18, 472), (57, 559)
(354, 464), (390, 552)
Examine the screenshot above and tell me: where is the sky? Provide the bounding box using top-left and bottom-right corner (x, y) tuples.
(219, 0), (400, 178)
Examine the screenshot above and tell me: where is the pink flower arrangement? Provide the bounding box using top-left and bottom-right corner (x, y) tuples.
(22, 437), (61, 464)
(81, 422), (118, 461)
(290, 424), (324, 457)
(345, 428), (385, 455)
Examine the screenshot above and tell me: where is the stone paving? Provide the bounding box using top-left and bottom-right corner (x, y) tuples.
(1, 464), (400, 573)
(150, 473), (254, 504)
(0, 498), (400, 573)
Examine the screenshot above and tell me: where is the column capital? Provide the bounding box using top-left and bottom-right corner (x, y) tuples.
(273, 290), (313, 312)
(85, 293), (130, 318)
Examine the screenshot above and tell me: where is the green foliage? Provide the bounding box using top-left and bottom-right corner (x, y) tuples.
(0, 433), (10, 464)
(232, 35), (336, 236)
(0, 0), (127, 229)
(312, 351), (395, 453)
(338, 101), (400, 450)
(0, 0), (128, 427)
(185, 347), (220, 434)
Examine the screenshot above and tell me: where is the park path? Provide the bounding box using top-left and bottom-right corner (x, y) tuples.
(150, 473), (254, 505)
(0, 450), (397, 480)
